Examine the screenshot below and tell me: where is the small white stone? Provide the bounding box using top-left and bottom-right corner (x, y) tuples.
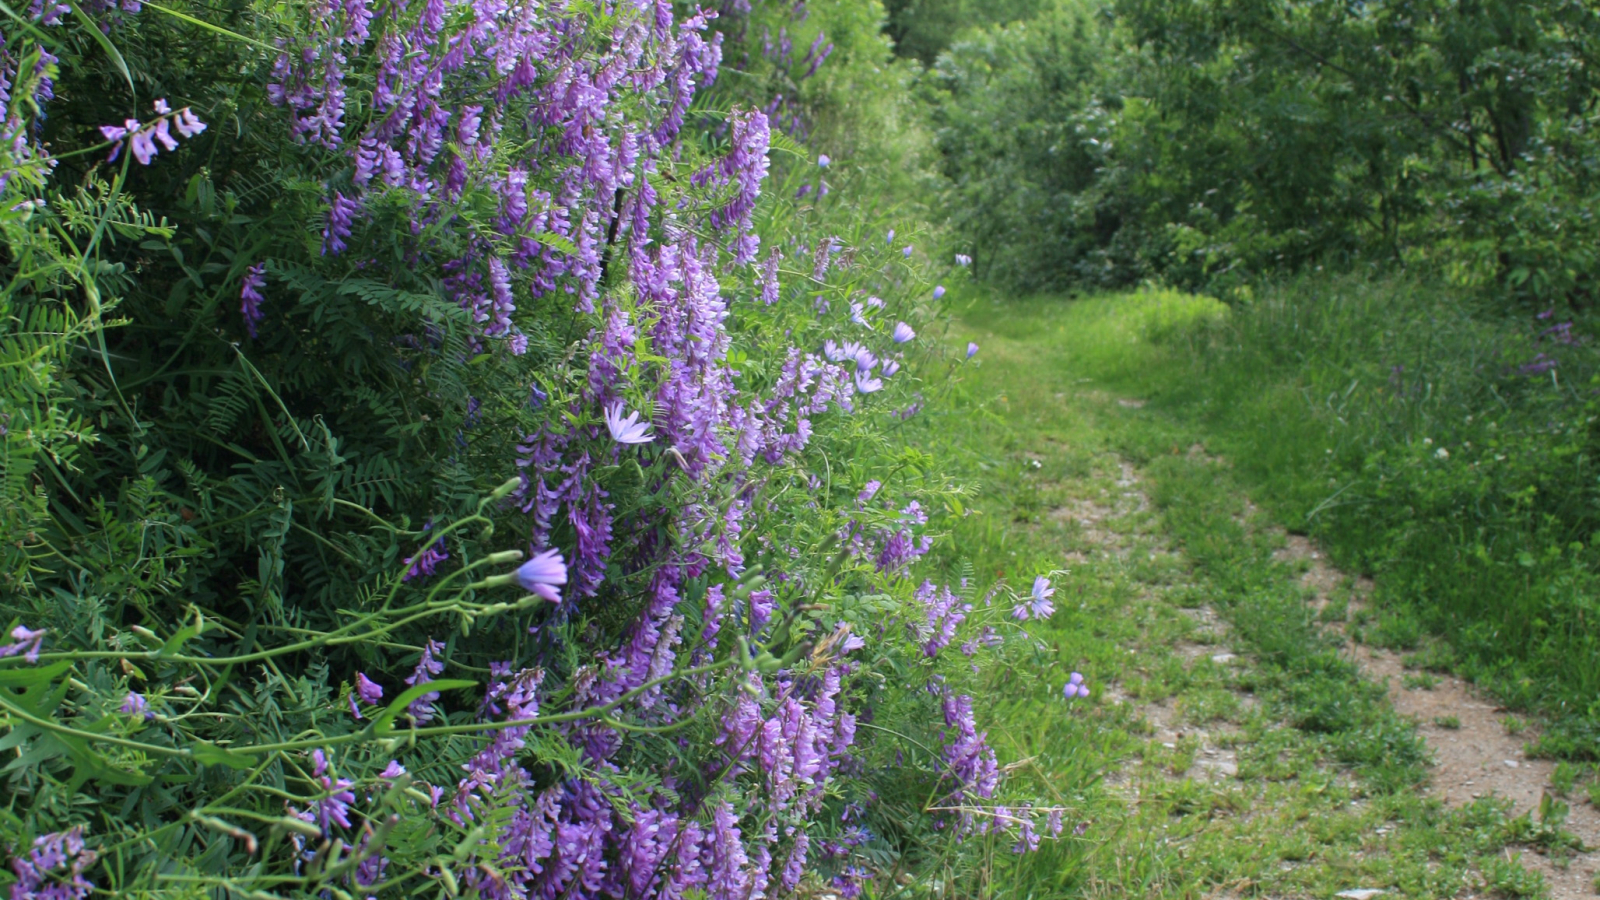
(1335, 890), (1386, 900)
(1211, 653), (1237, 664)
(1503, 759), (1519, 768)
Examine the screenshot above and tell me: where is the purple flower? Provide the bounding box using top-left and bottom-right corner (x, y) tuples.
(98, 118), (137, 143)
(240, 263), (266, 338)
(129, 129), (158, 165)
(854, 370), (883, 394)
(817, 153), (830, 167)
(886, 228), (895, 244)
(1027, 576), (1055, 619)
(932, 285), (945, 299)
(516, 548), (568, 603)
(153, 98), (171, 115)
(404, 639), (446, 724)
(882, 359), (900, 378)
(902, 245), (913, 258)
(749, 588), (775, 632)
(322, 192), (359, 256)
(8, 827), (95, 900)
(1062, 671), (1088, 699)
(0, 625), (45, 663)
(966, 342), (979, 359)
(603, 403), (655, 444)
(955, 253), (972, 266)
(379, 760), (406, 778)
(354, 672), (382, 705)
(309, 749), (356, 834)
(402, 526), (448, 581)
(173, 107), (207, 138)
(892, 321), (915, 343)
(858, 481), (881, 504)
(120, 692), (151, 719)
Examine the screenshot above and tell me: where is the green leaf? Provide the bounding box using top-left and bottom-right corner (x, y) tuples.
(372, 679), (477, 735)
(190, 740), (256, 770)
(68, 0), (133, 94)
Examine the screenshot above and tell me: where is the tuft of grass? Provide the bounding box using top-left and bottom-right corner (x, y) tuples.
(1402, 672), (1441, 691)
(1434, 715), (1462, 729)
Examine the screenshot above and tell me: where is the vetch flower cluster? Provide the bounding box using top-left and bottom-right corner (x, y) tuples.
(98, 98), (205, 165)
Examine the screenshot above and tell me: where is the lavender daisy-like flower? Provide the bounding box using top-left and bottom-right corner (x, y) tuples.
(1028, 575), (1055, 619)
(882, 359), (901, 377)
(603, 402), (655, 444)
(966, 342), (980, 359)
(892, 321), (915, 343)
(240, 263), (266, 338)
(932, 285), (945, 299)
(1062, 671), (1088, 699)
(516, 548), (568, 602)
(0, 625), (46, 663)
(854, 369), (883, 394)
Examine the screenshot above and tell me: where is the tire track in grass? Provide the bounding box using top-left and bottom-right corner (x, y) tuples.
(946, 306), (1600, 898)
(1275, 535), (1600, 898)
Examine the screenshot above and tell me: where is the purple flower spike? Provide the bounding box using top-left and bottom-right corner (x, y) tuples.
(892, 321), (915, 343)
(240, 263), (266, 339)
(9, 827), (95, 900)
(516, 548), (568, 603)
(0, 625), (46, 663)
(966, 342), (980, 359)
(604, 402), (655, 444)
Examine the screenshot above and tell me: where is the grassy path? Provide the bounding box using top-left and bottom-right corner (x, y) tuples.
(924, 296), (1600, 898)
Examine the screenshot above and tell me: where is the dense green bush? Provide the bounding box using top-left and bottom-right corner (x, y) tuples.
(920, 0), (1600, 306)
(0, 1), (1081, 895)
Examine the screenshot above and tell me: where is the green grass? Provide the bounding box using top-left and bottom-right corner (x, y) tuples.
(953, 279), (1600, 758)
(891, 285), (1590, 897)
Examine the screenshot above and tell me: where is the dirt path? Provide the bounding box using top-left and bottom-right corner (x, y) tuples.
(1046, 444), (1598, 898)
(1276, 536), (1600, 898)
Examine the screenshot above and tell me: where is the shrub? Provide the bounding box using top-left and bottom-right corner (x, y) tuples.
(0, 0), (1071, 895)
